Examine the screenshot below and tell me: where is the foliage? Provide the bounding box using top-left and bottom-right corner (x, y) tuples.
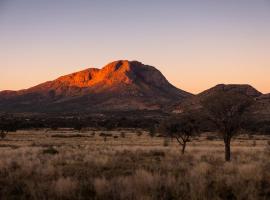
(148, 125), (158, 137)
(73, 117), (84, 132)
(0, 114), (18, 139)
(159, 112), (200, 154)
(201, 91), (254, 161)
(42, 147), (59, 155)
(103, 119), (119, 131)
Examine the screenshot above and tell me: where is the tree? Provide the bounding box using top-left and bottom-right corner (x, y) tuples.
(73, 117), (84, 132)
(0, 115), (18, 140)
(202, 91), (253, 161)
(159, 113), (200, 154)
(104, 120), (119, 132)
(148, 125), (157, 138)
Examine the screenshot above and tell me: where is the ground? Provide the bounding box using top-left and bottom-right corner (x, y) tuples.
(0, 129), (270, 200)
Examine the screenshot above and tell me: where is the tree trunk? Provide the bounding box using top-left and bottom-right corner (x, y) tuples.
(224, 137), (231, 161)
(182, 142), (186, 154)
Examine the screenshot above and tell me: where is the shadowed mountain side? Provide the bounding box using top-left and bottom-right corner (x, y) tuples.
(169, 84), (270, 132)
(253, 93), (270, 116)
(171, 84), (263, 113)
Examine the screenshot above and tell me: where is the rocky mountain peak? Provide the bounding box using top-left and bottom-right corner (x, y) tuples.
(0, 60), (191, 113)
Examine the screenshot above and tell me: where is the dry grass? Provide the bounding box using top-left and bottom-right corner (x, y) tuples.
(0, 130), (270, 200)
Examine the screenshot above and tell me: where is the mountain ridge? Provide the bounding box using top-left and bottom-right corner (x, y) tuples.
(1, 60), (268, 115)
(171, 84), (263, 113)
(0, 60), (192, 113)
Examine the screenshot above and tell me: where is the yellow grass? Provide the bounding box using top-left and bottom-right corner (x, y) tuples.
(0, 129), (270, 200)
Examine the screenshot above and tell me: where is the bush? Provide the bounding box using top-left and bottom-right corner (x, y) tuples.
(136, 131), (143, 137)
(120, 132), (126, 138)
(99, 133), (113, 137)
(0, 115), (19, 139)
(163, 138), (170, 147)
(43, 147), (59, 155)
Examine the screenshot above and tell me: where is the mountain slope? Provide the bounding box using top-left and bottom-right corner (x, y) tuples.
(254, 93), (270, 116)
(171, 84), (262, 113)
(0, 60), (192, 113)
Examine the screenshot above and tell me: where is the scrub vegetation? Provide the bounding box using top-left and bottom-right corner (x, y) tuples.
(0, 129), (269, 200)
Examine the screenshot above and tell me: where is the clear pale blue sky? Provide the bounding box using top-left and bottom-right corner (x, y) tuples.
(0, 0), (270, 94)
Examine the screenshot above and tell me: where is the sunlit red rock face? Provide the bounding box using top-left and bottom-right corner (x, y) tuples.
(0, 60), (192, 113)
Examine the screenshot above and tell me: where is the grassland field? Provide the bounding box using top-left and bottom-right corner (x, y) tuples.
(0, 129), (270, 200)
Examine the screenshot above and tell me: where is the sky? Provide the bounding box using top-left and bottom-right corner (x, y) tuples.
(0, 0), (270, 94)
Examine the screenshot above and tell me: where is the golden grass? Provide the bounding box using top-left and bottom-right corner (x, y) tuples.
(0, 130), (270, 200)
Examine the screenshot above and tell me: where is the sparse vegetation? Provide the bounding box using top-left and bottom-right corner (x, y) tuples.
(0, 115), (18, 140)
(51, 134), (88, 138)
(163, 137), (170, 147)
(73, 118), (84, 132)
(136, 130), (143, 137)
(120, 132), (126, 138)
(202, 92), (254, 161)
(148, 125), (157, 138)
(159, 113), (200, 154)
(0, 130), (270, 200)
(42, 146), (59, 155)
(0, 110), (268, 199)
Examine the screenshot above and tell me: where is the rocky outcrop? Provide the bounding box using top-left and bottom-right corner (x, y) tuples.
(0, 60), (192, 113)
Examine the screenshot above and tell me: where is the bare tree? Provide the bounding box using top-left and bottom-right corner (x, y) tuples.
(159, 113), (200, 154)
(104, 120), (119, 132)
(148, 124), (158, 138)
(0, 129), (8, 139)
(0, 115), (18, 140)
(73, 117), (84, 132)
(202, 91), (253, 161)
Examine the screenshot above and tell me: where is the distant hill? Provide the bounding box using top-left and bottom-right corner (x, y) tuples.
(253, 93), (270, 116)
(0, 60), (192, 113)
(171, 84), (263, 113)
(1, 60), (269, 119)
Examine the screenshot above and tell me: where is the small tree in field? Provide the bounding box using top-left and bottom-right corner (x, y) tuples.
(202, 92), (253, 161)
(159, 113), (200, 154)
(148, 125), (157, 138)
(104, 120), (119, 132)
(73, 118), (84, 132)
(74, 123), (83, 132)
(0, 115), (18, 140)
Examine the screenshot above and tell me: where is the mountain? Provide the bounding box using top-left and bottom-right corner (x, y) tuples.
(254, 93), (270, 116)
(258, 93), (270, 100)
(170, 84), (270, 134)
(171, 84), (262, 113)
(0, 60), (192, 113)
